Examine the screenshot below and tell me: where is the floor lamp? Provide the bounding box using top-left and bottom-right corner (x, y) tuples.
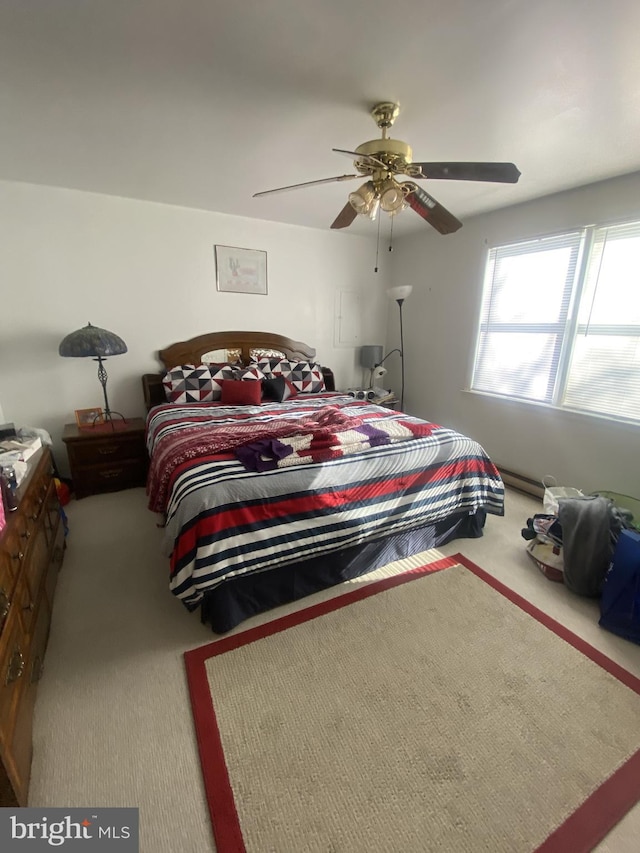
(386, 286), (412, 410)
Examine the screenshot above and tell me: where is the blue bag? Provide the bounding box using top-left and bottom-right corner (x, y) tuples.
(599, 529), (640, 645)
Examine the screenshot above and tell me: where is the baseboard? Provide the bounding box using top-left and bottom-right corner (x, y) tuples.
(498, 467), (544, 500)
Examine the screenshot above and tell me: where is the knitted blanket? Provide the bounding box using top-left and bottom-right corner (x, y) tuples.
(235, 415), (435, 472)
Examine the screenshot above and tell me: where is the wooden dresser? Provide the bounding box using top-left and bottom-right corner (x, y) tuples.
(62, 418), (148, 499)
(0, 447), (65, 806)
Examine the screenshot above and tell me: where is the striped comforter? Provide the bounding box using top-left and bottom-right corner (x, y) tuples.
(146, 395), (504, 609)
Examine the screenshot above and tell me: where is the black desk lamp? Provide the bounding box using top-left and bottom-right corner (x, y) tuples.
(59, 322), (128, 425)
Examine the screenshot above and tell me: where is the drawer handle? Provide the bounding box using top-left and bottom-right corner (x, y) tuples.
(6, 648), (25, 685)
(98, 446), (119, 455)
(20, 529), (31, 540)
(100, 468), (123, 479)
(10, 551), (24, 562)
(23, 601), (34, 613)
(0, 588), (10, 621)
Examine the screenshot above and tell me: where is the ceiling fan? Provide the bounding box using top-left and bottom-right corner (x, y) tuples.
(254, 102), (521, 234)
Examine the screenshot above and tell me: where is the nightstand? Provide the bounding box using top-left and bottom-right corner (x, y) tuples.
(62, 418), (148, 499)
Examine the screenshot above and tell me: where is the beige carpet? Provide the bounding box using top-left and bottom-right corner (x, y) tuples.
(27, 487), (640, 852)
(187, 557), (640, 853)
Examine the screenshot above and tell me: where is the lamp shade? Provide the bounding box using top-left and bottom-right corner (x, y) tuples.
(58, 323), (128, 358)
(349, 180), (379, 219)
(360, 345), (383, 369)
(387, 286), (413, 303)
(379, 178), (406, 214)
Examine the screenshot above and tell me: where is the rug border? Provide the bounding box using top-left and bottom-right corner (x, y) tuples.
(184, 554), (456, 853)
(185, 553), (640, 853)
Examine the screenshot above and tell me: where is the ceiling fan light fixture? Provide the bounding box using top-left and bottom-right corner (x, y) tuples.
(348, 181), (376, 215)
(387, 200), (407, 217)
(255, 102), (520, 235)
(379, 178), (406, 213)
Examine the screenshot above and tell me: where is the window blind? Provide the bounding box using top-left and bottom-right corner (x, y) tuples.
(472, 232), (583, 403)
(563, 221), (640, 421)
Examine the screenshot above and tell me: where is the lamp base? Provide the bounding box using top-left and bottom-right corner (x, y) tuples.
(103, 410), (126, 422)
(80, 415), (131, 434)
(102, 410), (127, 430)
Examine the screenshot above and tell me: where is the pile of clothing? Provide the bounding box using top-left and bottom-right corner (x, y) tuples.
(522, 495), (634, 596)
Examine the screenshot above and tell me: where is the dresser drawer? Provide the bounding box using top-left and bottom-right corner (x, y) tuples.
(0, 608), (26, 745)
(74, 458), (148, 498)
(0, 529), (24, 588)
(0, 554), (17, 638)
(68, 433), (146, 466)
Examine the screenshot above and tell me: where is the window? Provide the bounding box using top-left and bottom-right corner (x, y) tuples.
(471, 220), (640, 424)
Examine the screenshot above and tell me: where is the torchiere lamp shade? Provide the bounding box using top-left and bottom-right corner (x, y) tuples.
(58, 323), (128, 358)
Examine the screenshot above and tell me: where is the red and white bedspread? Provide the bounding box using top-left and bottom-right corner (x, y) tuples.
(145, 395), (504, 610)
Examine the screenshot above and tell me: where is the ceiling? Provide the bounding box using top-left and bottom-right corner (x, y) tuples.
(2, 0), (640, 238)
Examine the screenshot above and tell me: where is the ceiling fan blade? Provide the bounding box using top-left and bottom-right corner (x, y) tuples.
(411, 162), (521, 184)
(253, 174), (360, 197)
(406, 185), (463, 235)
(332, 148), (388, 169)
(330, 201), (358, 230)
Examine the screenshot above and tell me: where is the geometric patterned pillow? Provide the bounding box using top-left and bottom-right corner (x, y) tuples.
(162, 364), (239, 403)
(234, 365), (266, 382)
(251, 359), (325, 393)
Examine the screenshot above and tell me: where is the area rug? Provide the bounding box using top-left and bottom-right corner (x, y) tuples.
(184, 553), (640, 853)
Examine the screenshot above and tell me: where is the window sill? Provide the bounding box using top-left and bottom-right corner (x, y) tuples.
(462, 389), (640, 432)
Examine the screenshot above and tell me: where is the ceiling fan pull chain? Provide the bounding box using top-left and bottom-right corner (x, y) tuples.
(374, 210), (382, 272)
(389, 215), (395, 254)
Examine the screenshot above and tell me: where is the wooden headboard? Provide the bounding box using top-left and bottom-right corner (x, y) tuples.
(142, 330), (335, 410)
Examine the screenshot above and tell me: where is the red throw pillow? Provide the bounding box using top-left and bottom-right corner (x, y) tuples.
(220, 379), (262, 406)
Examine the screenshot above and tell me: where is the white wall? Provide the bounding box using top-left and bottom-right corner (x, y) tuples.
(0, 180), (391, 476)
(391, 171), (640, 496)
(4, 175), (638, 496)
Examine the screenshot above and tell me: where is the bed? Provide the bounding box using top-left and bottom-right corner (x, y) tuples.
(143, 330), (504, 633)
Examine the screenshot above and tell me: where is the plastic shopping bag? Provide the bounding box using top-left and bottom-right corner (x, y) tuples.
(542, 475), (583, 515)
(599, 529), (640, 645)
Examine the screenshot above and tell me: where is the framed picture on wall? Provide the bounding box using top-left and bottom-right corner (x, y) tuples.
(215, 245), (268, 295)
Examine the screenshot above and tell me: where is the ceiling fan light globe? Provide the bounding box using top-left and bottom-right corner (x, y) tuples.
(348, 180), (376, 215)
(348, 192), (368, 214)
(380, 186), (404, 213)
(387, 200), (407, 217)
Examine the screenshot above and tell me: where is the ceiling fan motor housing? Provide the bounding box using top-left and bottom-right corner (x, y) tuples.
(354, 138), (413, 174)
